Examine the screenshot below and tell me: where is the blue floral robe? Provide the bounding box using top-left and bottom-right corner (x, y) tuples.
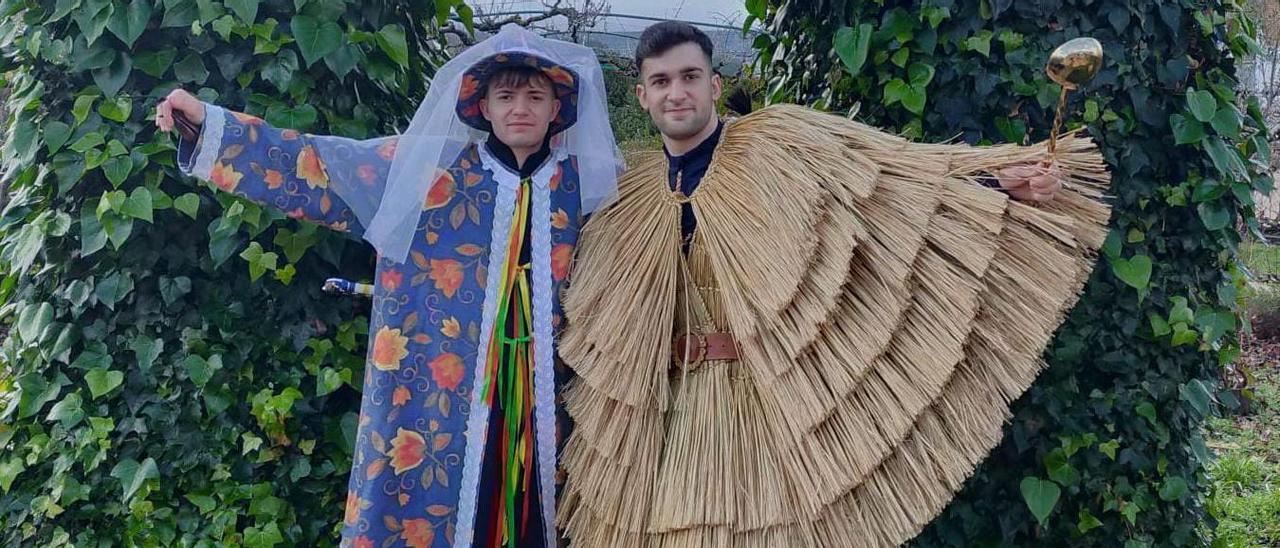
(179, 104), (583, 548)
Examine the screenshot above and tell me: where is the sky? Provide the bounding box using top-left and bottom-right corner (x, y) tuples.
(470, 0), (750, 31)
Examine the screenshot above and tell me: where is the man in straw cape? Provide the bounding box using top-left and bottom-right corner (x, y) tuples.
(557, 22), (1111, 547)
(156, 25), (622, 548)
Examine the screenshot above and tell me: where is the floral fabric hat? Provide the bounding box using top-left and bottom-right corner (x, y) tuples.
(455, 50), (580, 136)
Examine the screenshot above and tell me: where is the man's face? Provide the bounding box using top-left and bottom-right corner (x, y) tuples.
(480, 74), (560, 153)
(636, 42), (722, 141)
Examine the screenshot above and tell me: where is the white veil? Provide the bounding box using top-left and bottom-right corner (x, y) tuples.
(362, 24), (623, 263)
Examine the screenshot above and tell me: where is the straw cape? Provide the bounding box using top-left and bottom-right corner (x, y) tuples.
(556, 104), (1112, 547)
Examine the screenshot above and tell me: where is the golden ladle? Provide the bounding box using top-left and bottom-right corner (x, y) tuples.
(1044, 37), (1103, 157)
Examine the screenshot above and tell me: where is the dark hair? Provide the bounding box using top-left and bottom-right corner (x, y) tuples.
(484, 66), (552, 97)
(634, 21), (714, 70)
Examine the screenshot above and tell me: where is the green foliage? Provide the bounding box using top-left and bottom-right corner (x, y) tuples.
(0, 0), (471, 544)
(755, 0), (1271, 545)
(1205, 361), (1280, 546)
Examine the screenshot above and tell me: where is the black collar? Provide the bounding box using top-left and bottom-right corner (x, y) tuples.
(663, 119), (723, 168)
(485, 133), (553, 178)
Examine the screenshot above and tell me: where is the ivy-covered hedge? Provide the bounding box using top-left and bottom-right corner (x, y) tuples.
(750, 0), (1272, 545)
(0, 0), (471, 544)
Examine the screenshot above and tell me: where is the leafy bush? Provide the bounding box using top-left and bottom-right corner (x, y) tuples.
(751, 0), (1272, 545)
(0, 0), (469, 544)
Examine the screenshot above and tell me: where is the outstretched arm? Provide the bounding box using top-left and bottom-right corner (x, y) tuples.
(156, 89), (396, 236)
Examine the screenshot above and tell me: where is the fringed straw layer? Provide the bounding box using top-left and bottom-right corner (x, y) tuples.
(558, 104), (1112, 547)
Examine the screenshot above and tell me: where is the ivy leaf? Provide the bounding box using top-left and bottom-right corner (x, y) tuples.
(80, 206), (107, 257)
(291, 15), (343, 67)
(907, 62), (935, 87)
(1210, 105), (1242, 139)
(1186, 89), (1218, 122)
(160, 0), (198, 28)
(185, 494), (216, 514)
(91, 51), (132, 98)
(159, 276), (192, 305)
(174, 193), (201, 219)
(264, 104), (317, 131)
(1077, 508), (1102, 533)
(73, 0), (114, 46)
(43, 121), (72, 154)
(1135, 401), (1159, 427)
(316, 367), (343, 396)
(0, 458), (25, 493)
(109, 457), (158, 502)
(901, 85), (926, 115)
(94, 271), (134, 310)
(101, 213), (134, 249)
(261, 49), (299, 93)
(1171, 323), (1199, 346)
(376, 24), (409, 68)
(14, 374), (65, 420)
(273, 226), (317, 263)
(105, 0), (152, 49)
(324, 43), (362, 80)
(50, 0), (80, 23)
(1158, 476), (1188, 501)
(16, 302), (54, 344)
(47, 392), (85, 427)
(70, 132), (105, 154)
(103, 156), (133, 187)
(121, 187), (154, 222)
(224, 0), (259, 23)
(1019, 476), (1061, 524)
(134, 48), (176, 78)
(130, 336), (163, 371)
(1195, 311), (1235, 343)
(964, 30), (993, 57)
(73, 95), (99, 126)
(239, 242), (278, 281)
(1169, 114), (1205, 145)
(1196, 202), (1230, 231)
(97, 96), (132, 123)
(84, 368), (124, 399)
(1203, 136), (1247, 181)
(833, 24), (872, 77)
(244, 522), (284, 547)
(1110, 255), (1152, 290)
(184, 355), (221, 387)
(1179, 379), (1214, 416)
(173, 52), (209, 85)
(883, 78), (909, 106)
(5, 223), (46, 274)
(1149, 313), (1171, 337)
(1098, 440), (1120, 460)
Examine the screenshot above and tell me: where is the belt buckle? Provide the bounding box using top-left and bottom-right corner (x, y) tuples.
(674, 334), (707, 368)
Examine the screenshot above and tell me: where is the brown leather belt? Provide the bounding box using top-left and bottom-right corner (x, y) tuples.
(673, 333), (740, 366)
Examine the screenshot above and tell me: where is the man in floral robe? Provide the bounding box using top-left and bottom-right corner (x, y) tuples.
(157, 27), (604, 548)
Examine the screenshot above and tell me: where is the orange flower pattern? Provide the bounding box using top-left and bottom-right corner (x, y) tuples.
(423, 169), (456, 210)
(371, 326), (409, 371)
(186, 113), (583, 546)
(210, 162), (243, 192)
(181, 108), (364, 234)
(296, 145), (329, 189)
(428, 353), (465, 391)
(387, 428), (427, 475)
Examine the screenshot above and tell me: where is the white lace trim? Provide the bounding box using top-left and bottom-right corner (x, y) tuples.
(189, 104), (225, 180)
(529, 153), (563, 547)
(453, 144), (518, 548)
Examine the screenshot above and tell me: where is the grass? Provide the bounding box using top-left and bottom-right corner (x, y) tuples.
(1207, 336), (1280, 546)
(1241, 240), (1280, 279)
